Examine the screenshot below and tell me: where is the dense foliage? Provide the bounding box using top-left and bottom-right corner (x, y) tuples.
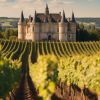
(0, 28), (18, 39)
(30, 55), (58, 100)
(77, 24), (100, 41)
(58, 54), (100, 95)
(29, 42), (100, 99)
(0, 57), (21, 98)
(0, 42), (21, 98)
(0, 40), (100, 99)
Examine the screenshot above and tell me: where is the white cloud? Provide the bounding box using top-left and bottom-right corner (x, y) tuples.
(0, 0), (99, 17)
(88, 0), (94, 1)
(0, 0), (7, 2)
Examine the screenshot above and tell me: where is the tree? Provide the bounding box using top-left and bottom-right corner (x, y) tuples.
(0, 28), (18, 39)
(5, 29), (10, 39)
(76, 27), (100, 41)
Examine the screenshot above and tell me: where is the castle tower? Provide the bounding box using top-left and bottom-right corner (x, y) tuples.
(45, 4), (49, 15)
(70, 11), (76, 41)
(18, 11), (26, 40)
(31, 11), (39, 41)
(59, 11), (66, 41)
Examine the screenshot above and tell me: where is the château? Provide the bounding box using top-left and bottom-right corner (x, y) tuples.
(18, 4), (76, 41)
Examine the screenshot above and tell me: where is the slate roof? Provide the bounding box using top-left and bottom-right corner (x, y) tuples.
(35, 13), (61, 23)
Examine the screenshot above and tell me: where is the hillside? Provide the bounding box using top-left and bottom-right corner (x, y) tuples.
(76, 18), (100, 28)
(0, 17), (100, 29)
(0, 17), (18, 29)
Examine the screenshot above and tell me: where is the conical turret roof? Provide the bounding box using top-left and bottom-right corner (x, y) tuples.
(71, 11), (76, 22)
(61, 10), (65, 23)
(33, 10), (37, 23)
(19, 11), (25, 23)
(45, 3), (49, 15)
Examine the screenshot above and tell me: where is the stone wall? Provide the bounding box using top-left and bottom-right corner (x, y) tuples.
(18, 21), (76, 41)
(18, 23), (26, 40)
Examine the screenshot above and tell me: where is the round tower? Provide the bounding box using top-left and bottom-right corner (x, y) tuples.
(18, 11), (26, 40)
(59, 11), (65, 41)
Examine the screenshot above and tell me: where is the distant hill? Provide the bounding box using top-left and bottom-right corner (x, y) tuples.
(0, 17), (18, 29)
(0, 17), (100, 29)
(76, 18), (100, 28)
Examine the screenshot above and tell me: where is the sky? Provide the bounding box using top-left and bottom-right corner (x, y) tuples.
(0, 0), (100, 18)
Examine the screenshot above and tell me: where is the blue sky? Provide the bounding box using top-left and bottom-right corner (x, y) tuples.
(0, 0), (100, 18)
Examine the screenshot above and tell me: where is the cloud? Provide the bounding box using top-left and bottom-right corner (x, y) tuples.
(0, 0), (99, 17)
(0, 0), (7, 2)
(88, 0), (94, 2)
(0, 0), (16, 6)
(0, 0), (16, 3)
(11, 0), (70, 18)
(88, 0), (94, 1)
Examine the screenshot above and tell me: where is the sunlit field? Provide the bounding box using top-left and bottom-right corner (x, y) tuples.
(0, 39), (100, 100)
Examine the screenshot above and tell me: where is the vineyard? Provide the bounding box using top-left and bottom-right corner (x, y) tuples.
(0, 39), (100, 100)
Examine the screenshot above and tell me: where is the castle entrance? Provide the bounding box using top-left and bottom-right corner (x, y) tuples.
(48, 35), (52, 41)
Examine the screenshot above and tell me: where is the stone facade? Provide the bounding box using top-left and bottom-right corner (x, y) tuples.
(18, 4), (76, 41)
